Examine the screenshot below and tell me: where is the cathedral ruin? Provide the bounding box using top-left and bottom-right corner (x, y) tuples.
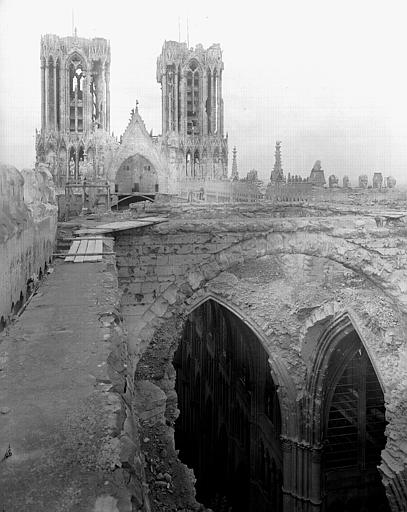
(0, 28), (407, 512)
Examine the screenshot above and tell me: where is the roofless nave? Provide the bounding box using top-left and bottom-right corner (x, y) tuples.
(0, 29), (406, 512)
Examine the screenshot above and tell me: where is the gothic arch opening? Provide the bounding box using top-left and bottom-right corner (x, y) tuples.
(77, 146), (85, 178)
(115, 154), (158, 196)
(68, 147), (76, 180)
(320, 326), (390, 512)
(48, 56), (55, 128)
(186, 59), (200, 135)
(173, 299), (283, 511)
(212, 147), (219, 179)
(55, 58), (60, 130)
(206, 68), (212, 134)
(213, 69), (218, 133)
(193, 149), (200, 178)
(68, 54), (85, 132)
(185, 150), (192, 177)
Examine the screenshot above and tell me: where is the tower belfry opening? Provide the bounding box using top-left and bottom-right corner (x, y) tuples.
(173, 300), (283, 512)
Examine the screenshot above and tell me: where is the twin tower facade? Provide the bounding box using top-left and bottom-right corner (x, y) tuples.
(36, 33), (228, 197)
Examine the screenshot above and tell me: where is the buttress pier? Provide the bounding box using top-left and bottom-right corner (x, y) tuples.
(156, 41), (228, 182)
(36, 32), (117, 188)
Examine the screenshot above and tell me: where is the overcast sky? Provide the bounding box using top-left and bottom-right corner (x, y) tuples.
(1, 0), (407, 184)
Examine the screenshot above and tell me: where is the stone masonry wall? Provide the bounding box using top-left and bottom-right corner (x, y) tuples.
(0, 164), (57, 326)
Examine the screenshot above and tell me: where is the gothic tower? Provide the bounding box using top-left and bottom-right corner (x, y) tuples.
(156, 41), (228, 180)
(36, 31), (116, 187)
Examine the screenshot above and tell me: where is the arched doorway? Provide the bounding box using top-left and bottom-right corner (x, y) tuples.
(115, 155), (158, 195)
(173, 299), (283, 511)
(320, 328), (390, 512)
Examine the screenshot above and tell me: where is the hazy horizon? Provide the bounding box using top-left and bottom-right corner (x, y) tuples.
(1, 0), (407, 184)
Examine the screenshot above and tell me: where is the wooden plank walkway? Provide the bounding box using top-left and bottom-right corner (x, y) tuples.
(65, 240), (81, 262)
(65, 237), (106, 263)
(74, 217), (167, 236)
(66, 217), (167, 263)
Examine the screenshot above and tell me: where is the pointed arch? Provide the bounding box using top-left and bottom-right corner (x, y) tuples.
(304, 312), (390, 511)
(175, 297), (285, 510)
(193, 149), (200, 178)
(185, 59), (201, 136)
(66, 50), (87, 72)
(115, 154), (158, 194)
(185, 293), (299, 439)
(185, 149), (192, 177)
(304, 312), (386, 445)
(67, 52), (86, 133)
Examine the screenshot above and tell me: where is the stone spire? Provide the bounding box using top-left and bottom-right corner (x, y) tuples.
(270, 140), (285, 182)
(231, 146), (239, 181)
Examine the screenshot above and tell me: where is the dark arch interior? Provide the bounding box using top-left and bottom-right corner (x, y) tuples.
(173, 300), (283, 512)
(115, 154), (158, 201)
(322, 330), (390, 512)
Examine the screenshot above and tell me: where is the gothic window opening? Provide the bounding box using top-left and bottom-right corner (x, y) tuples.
(173, 300), (283, 512)
(90, 78), (97, 126)
(69, 58), (85, 132)
(77, 146), (85, 179)
(212, 147), (219, 179)
(55, 60), (60, 129)
(48, 57), (54, 127)
(213, 69), (218, 134)
(167, 65), (176, 132)
(186, 151), (192, 176)
(68, 147), (76, 179)
(193, 150), (200, 178)
(322, 332), (390, 512)
(177, 66), (182, 132)
(221, 147), (227, 177)
(206, 69), (212, 134)
(186, 60), (200, 135)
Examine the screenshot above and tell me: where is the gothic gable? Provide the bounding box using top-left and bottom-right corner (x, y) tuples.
(108, 107), (168, 188)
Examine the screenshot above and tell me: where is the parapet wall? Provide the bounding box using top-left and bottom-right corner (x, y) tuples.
(0, 164), (57, 326)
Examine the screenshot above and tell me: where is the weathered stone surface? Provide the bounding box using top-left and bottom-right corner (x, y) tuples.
(0, 259), (142, 511)
(133, 380), (167, 425)
(112, 205), (407, 511)
(0, 164), (57, 325)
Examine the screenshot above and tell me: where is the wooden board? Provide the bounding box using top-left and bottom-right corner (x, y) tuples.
(74, 217), (167, 236)
(83, 239), (96, 262)
(65, 237), (104, 263)
(74, 240), (88, 263)
(65, 240), (81, 262)
(84, 239), (103, 262)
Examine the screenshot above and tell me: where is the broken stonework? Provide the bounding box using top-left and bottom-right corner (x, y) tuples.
(133, 380), (167, 425)
(112, 204), (407, 511)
